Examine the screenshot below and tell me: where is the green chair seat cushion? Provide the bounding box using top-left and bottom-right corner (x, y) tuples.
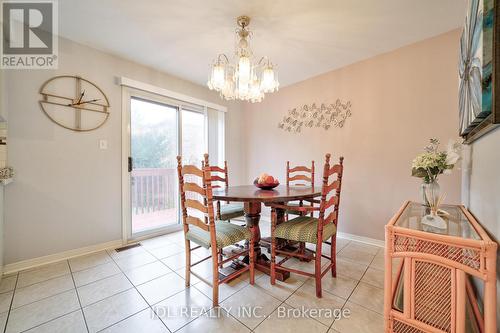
(219, 202), (245, 220)
(274, 216), (336, 244)
(186, 221), (251, 249)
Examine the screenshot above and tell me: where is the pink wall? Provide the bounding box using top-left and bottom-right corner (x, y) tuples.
(242, 30), (462, 240)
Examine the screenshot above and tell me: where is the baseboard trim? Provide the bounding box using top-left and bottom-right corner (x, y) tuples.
(3, 239), (124, 275)
(337, 232), (385, 248)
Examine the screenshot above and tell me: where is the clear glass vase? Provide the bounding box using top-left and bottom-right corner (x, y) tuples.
(421, 181), (440, 207)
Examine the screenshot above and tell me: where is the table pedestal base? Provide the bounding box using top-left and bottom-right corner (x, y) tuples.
(244, 201), (291, 281)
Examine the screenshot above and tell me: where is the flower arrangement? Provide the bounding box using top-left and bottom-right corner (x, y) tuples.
(411, 138), (461, 184)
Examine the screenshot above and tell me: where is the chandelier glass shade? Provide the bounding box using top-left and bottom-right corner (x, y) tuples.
(207, 16), (279, 103)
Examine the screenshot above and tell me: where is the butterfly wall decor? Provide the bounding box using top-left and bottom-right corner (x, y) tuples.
(278, 100), (352, 133)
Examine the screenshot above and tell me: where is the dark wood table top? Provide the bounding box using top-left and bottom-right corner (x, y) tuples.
(212, 185), (322, 203)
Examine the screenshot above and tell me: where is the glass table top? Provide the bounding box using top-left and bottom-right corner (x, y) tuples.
(395, 202), (480, 240)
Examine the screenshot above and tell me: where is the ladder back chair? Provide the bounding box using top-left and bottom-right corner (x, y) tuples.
(269, 154), (344, 298)
(285, 160), (315, 219)
(177, 154), (255, 307)
(202, 160), (245, 222)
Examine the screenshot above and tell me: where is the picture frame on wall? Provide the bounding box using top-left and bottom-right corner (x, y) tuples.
(459, 0), (500, 143)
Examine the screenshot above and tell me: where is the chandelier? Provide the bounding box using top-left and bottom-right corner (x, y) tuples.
(207, 16), (279, 103)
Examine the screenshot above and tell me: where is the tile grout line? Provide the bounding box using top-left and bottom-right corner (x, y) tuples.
(7, 256), (128, 314)
(6, 280), (75, 315)
(155, 286), (214, 333)
(17, 309), (84, 333)
(14, 271), (69, 290)
(98, 245), (171, 333)
(2, 272), (19, 333)
(12, 265), (89, 332)
(219, 282), (284, 332)
(283, 277), (334, 330)
(68, 259), (91, 333)
(330, 247), (383, 331)
(260, 267), (343, 331)
(342, 251), (385, 316)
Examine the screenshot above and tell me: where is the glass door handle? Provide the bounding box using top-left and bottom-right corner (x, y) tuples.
(128, 157), (133, 172)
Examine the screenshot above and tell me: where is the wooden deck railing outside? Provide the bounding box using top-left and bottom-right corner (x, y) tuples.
(131, 167), (202, 216)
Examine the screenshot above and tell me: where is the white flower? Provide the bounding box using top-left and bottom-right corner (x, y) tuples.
(445, 151), (460, 166)
(445, 139), (462, 166)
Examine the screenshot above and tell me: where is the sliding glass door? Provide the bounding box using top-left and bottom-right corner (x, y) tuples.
(125, 90), (222, 240)
(130, 97), (180, 235)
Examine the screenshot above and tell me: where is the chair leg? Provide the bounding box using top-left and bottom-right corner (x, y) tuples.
(299, 242), (305, 255)
(184, 239), (191, 287)
(211, 246), (219, 307)
(218, 249), (223, 268)
(270, 208), (277, 285)
(315, 241), (322, 298)
(249, 228), (255, 285)
(331, 235), (337, 277)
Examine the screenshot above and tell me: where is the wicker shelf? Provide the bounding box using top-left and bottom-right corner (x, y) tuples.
(384, 201), (497, 333)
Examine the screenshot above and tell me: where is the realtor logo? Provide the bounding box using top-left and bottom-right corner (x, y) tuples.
(1, 0), (58, 69)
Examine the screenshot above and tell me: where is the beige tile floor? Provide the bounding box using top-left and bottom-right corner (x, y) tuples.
(0, 228), (386, 333)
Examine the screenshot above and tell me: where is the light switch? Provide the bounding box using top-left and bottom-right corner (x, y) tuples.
(99, 139), (108, 150)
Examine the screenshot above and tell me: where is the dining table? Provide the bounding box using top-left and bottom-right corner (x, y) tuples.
(212, 185), (322, 281)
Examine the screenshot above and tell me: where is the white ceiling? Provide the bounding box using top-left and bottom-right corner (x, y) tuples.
(58, 0), (467, 87)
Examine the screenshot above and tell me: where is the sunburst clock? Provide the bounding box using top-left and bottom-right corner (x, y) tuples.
(39, 75), (110, 131)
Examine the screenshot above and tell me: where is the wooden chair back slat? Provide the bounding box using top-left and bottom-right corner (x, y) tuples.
(323, 211), (337, 226)
(327, 164), (343, 177)
(182, 165), (204, 177)
(185, 199), (208, 214)
(183, 182), (205, 196)
(289, 174), (312, 183)
(289, 166), (312, 173)
(186, 216), (209, 231)
(324, 196), (339, 211)
(210, 175), (226, 183)
(209, 166), (226, 173)
(324, 180), (340, 194)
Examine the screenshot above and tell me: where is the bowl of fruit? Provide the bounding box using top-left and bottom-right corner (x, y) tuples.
(254, 173), (279, 190)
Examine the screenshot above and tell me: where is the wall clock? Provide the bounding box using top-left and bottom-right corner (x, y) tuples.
(39, 75), (110, 131)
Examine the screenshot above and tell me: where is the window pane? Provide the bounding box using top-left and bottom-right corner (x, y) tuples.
(182, 109), (205, 165)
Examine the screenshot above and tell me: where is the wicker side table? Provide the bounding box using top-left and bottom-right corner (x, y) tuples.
(384, 201), (497, 333)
